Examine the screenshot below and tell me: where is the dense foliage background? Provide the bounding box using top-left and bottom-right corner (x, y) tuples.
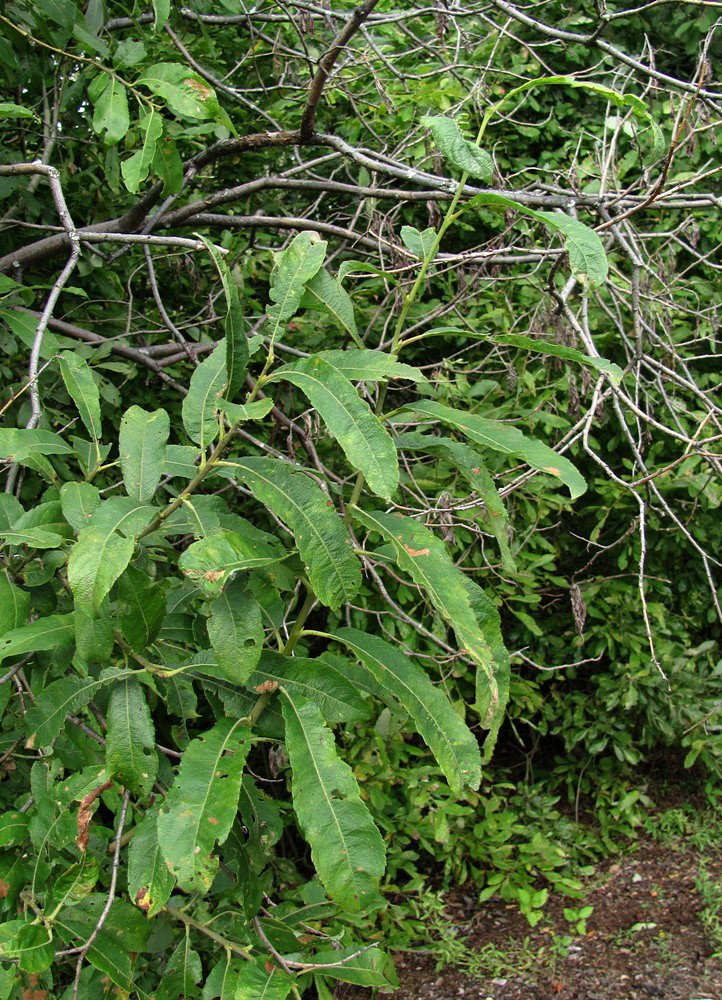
(0, 1), (720, 997)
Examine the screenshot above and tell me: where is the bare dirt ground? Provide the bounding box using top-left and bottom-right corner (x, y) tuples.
(337, 840), (722, 1000)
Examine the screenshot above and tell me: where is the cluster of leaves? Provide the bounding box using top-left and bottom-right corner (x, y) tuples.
(1, 0), (721, 995)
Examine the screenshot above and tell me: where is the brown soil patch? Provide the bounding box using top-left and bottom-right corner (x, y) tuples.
(337, 842), (722, 1000)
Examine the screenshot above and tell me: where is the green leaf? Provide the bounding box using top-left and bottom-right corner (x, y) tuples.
(462, 192), (608, 287)
(157, 718), (251, 892)
(232, 958), (293, 1000)
(58, 351), (102, 442)
(248, 651), (371, 724)
(181, 338), (227, 448)
(396, 431), (515, 573)
(0, 613), (74, 667)
(232, 457), (361, 609)
(88, 74), (130, 146)
(68, 498), (155, 618)
(60, 482), (101, 531)
(0, 527), (65, 549)
(400, 225), (438, 262)
(178, 528), (286, 598)
(334, 628), (481, 794)
(14, 924), (54, 974)
(118, 405), (169, 503)
(207, 577), (264, 684)
(0, 428), (73, 462)
(0, 812), (29, 848)
(151, 0), (170, 30)
(420, 115), (493, 181)
(152, 133), (183, 193)
(120, 109), (163, 193)
(351, 509), (508, 746)
(462, 577), (510, 761)
(25, 669), (136, 747)
(267, 231), (327, 344)
(318, 349), (427, 384)
(217, 397), (274, 423)
(138, 62), (225, 122)
(106, 678), (157, 797)
(300, 267), (361, 345)
(0, 570), (30, 649)
(490, 333), (623, 384)
(127, 808), (175, 917)
(0, 103), (37, 120)
(117, 565), (165, 652)
(281, 693), (385, 912)
(405, 400), (587, 499)
(268, 356), (399, 500)
(301, 945), (397, 989)
(156, 938), (202, 1000)
(198, 238), (249, 402)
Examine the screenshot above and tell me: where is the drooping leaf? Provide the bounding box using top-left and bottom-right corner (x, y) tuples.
(0, 103), (37, 120)
(0, 613), (74, 667)
(491, 333), (623, 384)
(178, 528), (285, 598)
(117, 566), (166, 652)
(24, 668), (136, 748)
(198, 238), (249, 402)
(157, 718), (251, 892)
(151, 0), (170, 30)
(232, 958), (293, 1000)
(181, 338), (227, 448)
(232, 457), (361, 609)
(127, 808), (175, 917)
(463, 577), (510, 761)
(88, 73), (130, 146)
(59, 482), (101, 531)
(207, 577), (264, 684)
(120, 109), (163, 193)
(300, 945), (397, 989)
(248, 651), (370, 724)
(400, 225), (438, 263)
(14, 923), (54, 974)
(153, 133), (183, 193)
(405, 400), (587, 499)
(266, 231), (327, 344)
(334, 628), (481, 794)
(106, 678), (157, 797)
(300, 266), (361, 345)
(318, 349), (427, 383)
(462, 192), (608, 287)
(281, 693), (385, 911)
(420, 115), (493, 181)
(267, 356), (398, 499)
(351, 508), (507, 744)
(118, 405), (170, 503)
(58, 353), (101, 444)
(156, 938), (202, 1000)
(397, 431), (515, 573)
(137, 62), (233, 130)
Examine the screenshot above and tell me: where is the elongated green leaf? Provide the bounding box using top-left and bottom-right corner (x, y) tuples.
(351, 508), (507, 745)
(0, 527), (65, 549)
(207, 577), (263, 684)
(0, 613), (74, 667)
(151, 0), (170, 30)
(128, 809), (175, 917)
(0, 495), (23, 530)
(198, 238), (249, 402)
(156, 939), (202, 1000)
(59, 482), (101, 531)
(282, 693), (385, 911)
(24, 669), (136, 747)
(267, 231), (327, 343)
(0, 812), (29, 848)
(0, 428), (73, 462)
(268, 356), (398, 499)
(233, 958), (293, 1000)
(397, 431), (515, 573)
(181, 339), (227, 448)
(119, 405), (169, 503)
(138, 62), (229, 127)
(0, 572), (29, 639)
(179, 528), (285, 598)
(405, 400), (587, 499)
(491, 334), (623, 384)
(117, 566), (165, 652)
(301, 945), (397, 989)
(0, 103), (37, 120)
(334, 628), (480, 794)
(232, 458), (361, 609)
(318, 348), (427, 383)
(217, 397), (274, 423)
(300, 266), (361, 345)
(153, 133), (183, 193)
(88, 74), (129, 146)
(106, 678), (157, 797)
(58, 352), (102, 442)
(157, 718), (251, 892)
(463, 577), (510, 761)
(400, 225), (438, 262)
(248, 651), (370, 724)
(463, 192), (608, 287)
(120, 109), (162, 193)
(421, 115), (493, 181)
